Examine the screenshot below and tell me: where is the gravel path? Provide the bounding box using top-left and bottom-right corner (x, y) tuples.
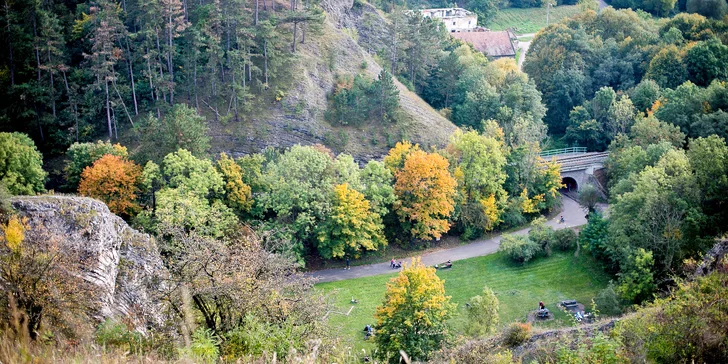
(310, 194), (597, 283)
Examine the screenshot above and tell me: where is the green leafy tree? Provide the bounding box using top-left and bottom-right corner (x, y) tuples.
(374, 69), (400, 122)
(465, 285), (499, 338)
(259, 145), (338, 257)
(136, 104), (210, 162)
(359, 160), (396, 217)
(685, 39), (728, 86)
(448, 130), (508, 236)
(686, 0), (728, 19)
(617, 248), (656, 303)
(578, 183), (602, 213)
(630, 79), (661, 113)
(315, 183), (386, 259)
(0, 132), (46, 195)
(609, 150), (704, 287)
(646, 45), (688, 89)
(139, 149), (234, 238)
(374, 258), (455, 363)
(579, 212), (613, 268)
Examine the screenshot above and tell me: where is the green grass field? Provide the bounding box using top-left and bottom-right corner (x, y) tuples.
(316, 251), (612, 355)
(489, 6), (583, 34)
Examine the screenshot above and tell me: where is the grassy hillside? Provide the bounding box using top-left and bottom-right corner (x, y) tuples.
(316, 251), (611, 354)
(489, 6), (583, 34)
(209, 3), (457, 161)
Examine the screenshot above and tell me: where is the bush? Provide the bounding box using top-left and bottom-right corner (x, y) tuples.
(95, 319), (144, 353)
(528, 217), (554, 255)
(465, 286), (499, 337)
(553, 228), (578, 251)
(499, 234), (541, 263)
(185, 328), (220, 363)
(502, 322), (532, 347)
(594, 283), (622, 316)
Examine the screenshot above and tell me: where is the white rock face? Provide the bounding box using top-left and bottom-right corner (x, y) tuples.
(10, 195), (171, 334)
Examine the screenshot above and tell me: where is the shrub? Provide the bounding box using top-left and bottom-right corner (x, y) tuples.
(594, 283), (622, 316)
(95, 319), (144, 353)
(502, 322), (532, 347)
(186, 328), (220, 363)
(465, 286), (499, 337)
(528, 217), (554, 255)
(553, 228), (578, 251)
(499, 234), (541, 263)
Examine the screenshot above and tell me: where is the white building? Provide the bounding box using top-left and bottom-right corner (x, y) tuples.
(420, 8), (478, 33)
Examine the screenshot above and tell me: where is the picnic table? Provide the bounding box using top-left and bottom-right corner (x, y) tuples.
(561, 300), (579, 309)
(537, 308), (550, 319)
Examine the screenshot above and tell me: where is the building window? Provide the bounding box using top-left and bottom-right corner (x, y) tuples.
(452, 21), (456, 25)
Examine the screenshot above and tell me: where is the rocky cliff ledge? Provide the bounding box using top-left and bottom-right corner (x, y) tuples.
(10, 195), (171, 334)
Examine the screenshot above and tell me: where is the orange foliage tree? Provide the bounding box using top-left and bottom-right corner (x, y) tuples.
(78, 155), (142, 216)
(394, 150), (457, 240)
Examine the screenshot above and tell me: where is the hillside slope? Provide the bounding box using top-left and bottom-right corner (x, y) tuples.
(209, 0), (457, 161)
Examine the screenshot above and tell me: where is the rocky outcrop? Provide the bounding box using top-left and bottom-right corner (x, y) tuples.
(9, 195), (171, 334)
(694, 239), (728, 277)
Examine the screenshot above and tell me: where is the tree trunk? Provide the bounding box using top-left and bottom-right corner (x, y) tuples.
(146, 53), (156, 100)
(105, 78), (113, 139)
(292, 22), (297, 52)
(264, 39), (269, 86)
(167, 14), (175, 104)
(125, 38), (138, 115)
(47, 50), (56, 118)
(62, 71), (79, 142)
(255, 0), (259, 25)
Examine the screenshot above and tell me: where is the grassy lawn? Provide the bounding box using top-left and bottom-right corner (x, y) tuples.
(316, 251), (612, 355)
(489, 6), (583, 34)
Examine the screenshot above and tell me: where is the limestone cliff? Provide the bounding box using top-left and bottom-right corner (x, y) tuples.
(9, 196), (171, 334)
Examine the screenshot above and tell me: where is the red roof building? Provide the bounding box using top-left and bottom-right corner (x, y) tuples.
(451, 31), (517, 59)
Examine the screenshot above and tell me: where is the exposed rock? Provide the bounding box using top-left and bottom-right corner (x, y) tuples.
(694, 239), (728, 277)
(209, 0), (456, 163)
(9, 195), (171, 334)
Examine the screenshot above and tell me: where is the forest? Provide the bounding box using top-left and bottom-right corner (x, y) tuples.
(1, 0), (728, 362)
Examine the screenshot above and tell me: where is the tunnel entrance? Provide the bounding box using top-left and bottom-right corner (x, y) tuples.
(561, 177), (578, 192)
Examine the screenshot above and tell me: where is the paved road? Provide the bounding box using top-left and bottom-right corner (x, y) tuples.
(598, 0), (609, 10)
(516, 33), (536, 71)
(310, 194), (595, 283)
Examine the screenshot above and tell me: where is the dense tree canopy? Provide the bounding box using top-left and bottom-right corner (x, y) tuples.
(0, 132), (46, 195)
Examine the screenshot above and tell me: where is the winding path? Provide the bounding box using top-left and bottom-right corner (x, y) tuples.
(310, 194), (595, 283)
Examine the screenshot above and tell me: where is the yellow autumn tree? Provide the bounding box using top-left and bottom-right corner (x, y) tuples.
(383, 141), (420, 173)
(394, 150), (457, 240)
(316, 183), (386, 259)
(78, 154), (143, 216)
(216, 153), (253, 213)
(374, 258), (455, 363)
